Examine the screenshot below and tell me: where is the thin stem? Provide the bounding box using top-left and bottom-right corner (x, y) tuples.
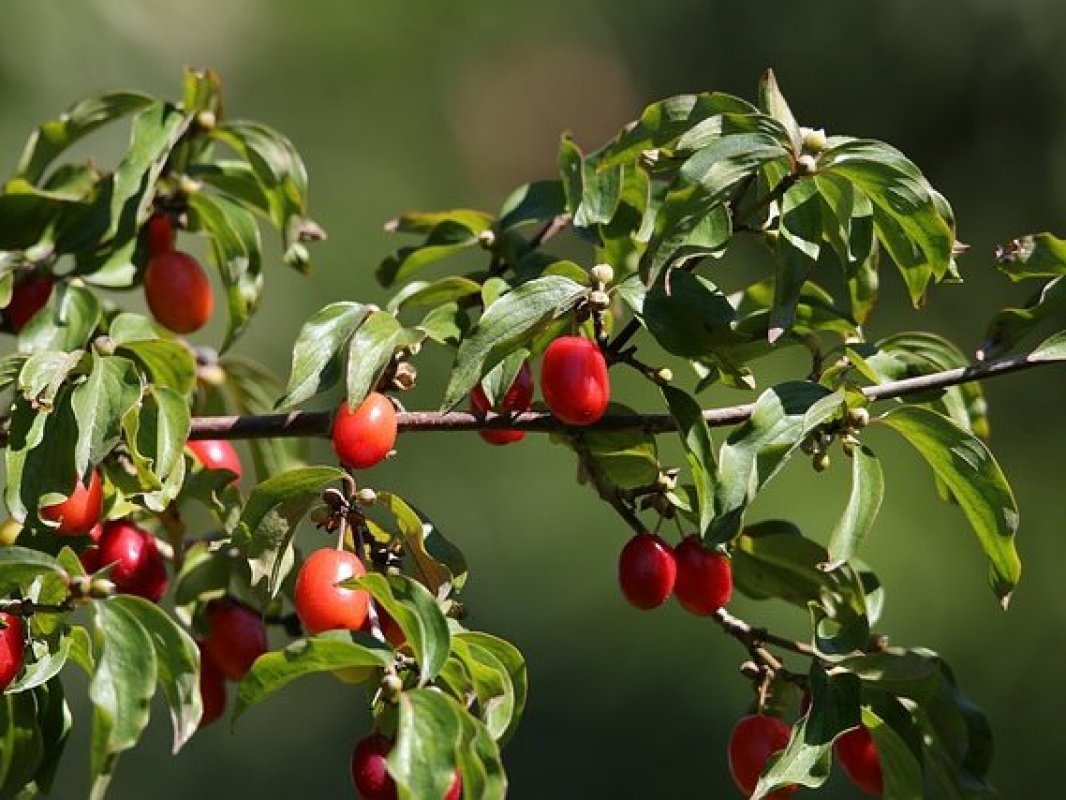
(713, 607), (820, 662)
(528, 214), (571, 250)
(571, 435), (646, 535)
(0, 597), (75, 616)
(188, 348), (1060, 441)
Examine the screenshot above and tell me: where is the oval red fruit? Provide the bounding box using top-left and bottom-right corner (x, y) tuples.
(331, 393), (398, 469)
(294, 549), (370, 634)
(351, 733), (397, 800)
(0, 612), (25, 691)
(202, 599), (268, 681)
(728, 714), (797, 799)
(470, 362), (534, 445)
(835, 726), (884, 796)
(187, 439), (243, 482)
(144, 250), (214, 334)
(673, 534), (732, 616)
(7, 274), (54, 332)
(618, 533), (677, 610)
(197, 643), (226, 727)
(540, 336), (610, 425)
(144, 214), (175, 257)
(40, 469), (104, 536)
(95, 520), (169, 602)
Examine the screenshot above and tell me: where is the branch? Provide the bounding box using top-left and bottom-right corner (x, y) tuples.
(189, 348), (1059, 440)
(0, 597), (75, 616)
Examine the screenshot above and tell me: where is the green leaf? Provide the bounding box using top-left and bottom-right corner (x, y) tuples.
(558, 135), (624, 228)
(109, 596), (200, 753)
(880, 406), (1021, 604)
(115, 336), (197, 397)
(454, 635), (528, 750)
(347, 573), (450, 685)
(1031, 329), (1066, 362)
(89, 598), (158, 789)
(662, 387), (716, 535)
(826, 445), (885, 567)
(862, 705), (924, 799)
(26, 677), (72, 796)
(441, 276), (586, 410)
(232, 466), (346, 594)
(377, 221), (484, 288)
(711, 383), (840, 543)
(18, 350), (84, 409)
(122, 385), (189, 511)
(498, 180), (566, 231)
(388, 276), (482, 312)
(17, 283), (102, 354)
(234, 634), (391, 722)
(0, 688), (44, 799)
(753, 664), (861, 798)
(980, 275), (1066, 359)
(771, 180), (823, 342)
(6, 628), (72, 695)
(186, 191), (264, 351)
(732, 521), (873, 656)
(108, 101), (191, 243)
(277, 301), (367, 409)
(758, 69), (802, 153)
(994, 232), (1066, 280)
(4, 394), (79, 528)
(346, 310), (421, 408)
(379, 493), (468, 601)
(821, 139), (953, 306)
(581, 408), (661, 489)
(643, 269), (736, 358)
(71, 354), (141, 477)
(391, 689), (506, 800)
(16, 91), (154, 184)
(211, 120), (319, 271)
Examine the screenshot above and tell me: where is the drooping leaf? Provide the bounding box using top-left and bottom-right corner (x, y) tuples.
(662, 386), (716, 536)
(17, 283), (102, 354)
(880, 406), (1021, 604)
(825, 445), (885, 568)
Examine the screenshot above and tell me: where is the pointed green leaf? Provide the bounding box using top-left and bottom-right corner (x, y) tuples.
(71, 354), (141, 476)
(880, 406), (1020, 604)
(346, 310), (421, 408)
(277, 301), (367, 409)
(662, 386), (716, 536)
(826, 445), (884, 567)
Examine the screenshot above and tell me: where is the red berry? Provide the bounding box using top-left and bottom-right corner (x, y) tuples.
(331, 393), (397, 469)
(294, 549), (370, 635)
(7, 274), (54, 332)
(835, 726), (883, 796)
(0, 612), (25, 691)
(540, 336), (610, 425)
(40, 469), (104, 536)
(197, 643), (226, 727)
(144, 250), (214, 334)
(144, 214), (175, 257)
(187, 439), (243, 483)
(673, 535), (732, 616)
(470, 362), (534, 446)
(728, 714), (797, 799)
(95, 520), (169, 602)
(201, 599), (268, 681)
(444, 773), (462, 800)
(351, 733), (397, 800)
(618, 533), (676, 609)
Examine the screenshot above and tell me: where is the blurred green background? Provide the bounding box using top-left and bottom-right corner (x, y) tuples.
(3, 1), (1066, 796)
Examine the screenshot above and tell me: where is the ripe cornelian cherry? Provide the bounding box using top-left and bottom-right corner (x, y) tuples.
(144, 249), (214, 334)
(331, 393), (398, 469)
(350, 733), (461, 800)
(294, 549), (370, 634)
(202, 598), (268, 681)
(673, 534), (733, 616)
(0, 612), (25, 691)
(540, 336), (610, 425)
(835, 726), (884, 796)
(728, 714), (797, 799)
(40, 469), (104, 536)
(187, 439), (243, 482)
(95, 520), (169, 602)
(197, 643), (226, 727)
(469, 361), (534, 445)
(6, 274), (54, 332)
(351, 733), (397, 800)
(618, 533), (677, 610)
(144, 214), (175, 257)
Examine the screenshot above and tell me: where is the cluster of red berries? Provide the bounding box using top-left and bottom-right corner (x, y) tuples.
(728, 712), (884, 797)
(618, 532), (733, 615)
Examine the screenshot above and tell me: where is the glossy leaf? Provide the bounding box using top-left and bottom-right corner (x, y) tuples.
(662, 386), (716, 536)
(441, 275), (586, 410)
(277, 301), (366, 409)
(980, 274), (1066, 359)
(234, 633), (391, 722)
(379, 492), (468, 601)
(994, 232), (1066, 280)
(880, 406), (1021, 604)
(771, 180), (822, 342)
(644, 269), (735, 358)
(346, 310), (421, 408)
(71, 354), (141, 477)
(453, 631), (528, 746)
(826, 445), (884, 567)
(18, 283), (102, 354)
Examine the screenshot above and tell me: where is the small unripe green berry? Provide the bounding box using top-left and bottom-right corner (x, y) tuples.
(589, 263), (614, 286)
(89, 577), (116, 599)
(800, 126), (828, 154)
(813, 452), (831, 472)
(655, 367), (673, 384)
(355, 488), (378, 507)
(178, 176), (202, 197)
(195, 110), (217, 131)
(847, 407), (870, 428)
(476, 229), (496, 249)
